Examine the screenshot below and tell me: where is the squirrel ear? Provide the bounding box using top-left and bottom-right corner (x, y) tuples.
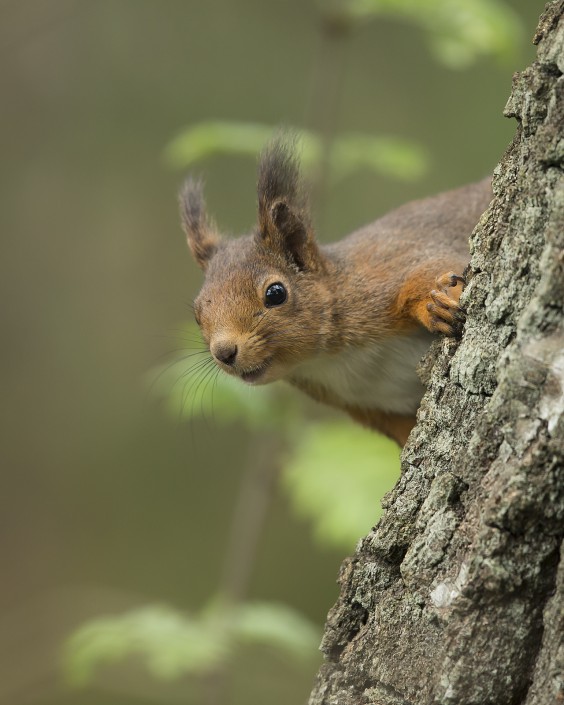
(260, 199), (321, 272)
(179, 178), (220, 270)
(257, 137), (320, 271)
(264, 199), (309, 264)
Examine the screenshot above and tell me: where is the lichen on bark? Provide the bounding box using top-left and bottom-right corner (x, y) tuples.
(308, 3), (564, 704)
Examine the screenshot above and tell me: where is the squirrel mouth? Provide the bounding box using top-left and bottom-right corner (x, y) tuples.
(239, 360), (271, 384)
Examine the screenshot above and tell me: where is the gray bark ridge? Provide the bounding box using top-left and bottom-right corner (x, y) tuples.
(309, 3), (564, 704)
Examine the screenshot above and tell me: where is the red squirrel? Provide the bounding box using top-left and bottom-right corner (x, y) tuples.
(179, 139), (491, 445)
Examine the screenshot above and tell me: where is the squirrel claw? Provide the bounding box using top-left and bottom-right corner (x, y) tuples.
(424, 272), (466, 337)
(448, 273), (465, 289)
(436, 271), (466, 293)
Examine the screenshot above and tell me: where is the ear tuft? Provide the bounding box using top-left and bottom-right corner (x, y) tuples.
(256, 136), (323, 271)
(179, 178), (220, 270)
(257, 135), (308, 230)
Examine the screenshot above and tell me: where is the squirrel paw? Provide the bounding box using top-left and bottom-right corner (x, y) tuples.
(425, 272), (466, 336)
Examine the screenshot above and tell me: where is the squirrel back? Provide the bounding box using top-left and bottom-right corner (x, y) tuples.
(180, 139), (492, 444)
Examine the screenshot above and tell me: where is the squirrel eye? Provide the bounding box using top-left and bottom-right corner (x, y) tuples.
(264, 282), (287, 307)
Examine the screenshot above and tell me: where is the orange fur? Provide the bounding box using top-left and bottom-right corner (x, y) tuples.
(397, 267), (467, 335)
(345, 407), (416, 446)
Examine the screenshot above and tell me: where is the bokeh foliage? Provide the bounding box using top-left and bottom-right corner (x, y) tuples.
(65, 601), (319, 685)
(148, 324), (401, 550)
(166, 122), (428, 182)
(319, 0), (521, 67)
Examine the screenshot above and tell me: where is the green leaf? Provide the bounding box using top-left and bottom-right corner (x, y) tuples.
(331, 133), (427, 180)
(63, 599), (319, 687)
(63, 605), (229, 686)
(164, 121), (277, 168)
(165, 121), (427, 182)
(165, 122), (321, 170)
(233, 602), (320, 660)
(283, 422), (400, 549)
(325, 0), (522, 68)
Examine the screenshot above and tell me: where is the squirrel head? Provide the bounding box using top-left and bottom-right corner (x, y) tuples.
(179, 138), (333, 385)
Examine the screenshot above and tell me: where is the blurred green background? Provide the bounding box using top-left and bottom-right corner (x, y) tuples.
(0, 1), (541, 704)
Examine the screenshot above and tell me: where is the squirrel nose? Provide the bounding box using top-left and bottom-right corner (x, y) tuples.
(212, 342), (238, 366)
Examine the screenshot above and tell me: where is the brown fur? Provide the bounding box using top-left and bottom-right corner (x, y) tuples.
(345, 407), (416, 446)
(180, 138), (492, 445)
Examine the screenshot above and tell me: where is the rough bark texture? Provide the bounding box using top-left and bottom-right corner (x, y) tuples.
(309, 4), (564, 704)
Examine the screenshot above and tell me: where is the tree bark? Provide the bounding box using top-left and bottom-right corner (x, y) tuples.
(309, 3), (564, 704)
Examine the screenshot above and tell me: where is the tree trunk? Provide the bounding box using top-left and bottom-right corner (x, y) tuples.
(309, 3), (564, 704)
